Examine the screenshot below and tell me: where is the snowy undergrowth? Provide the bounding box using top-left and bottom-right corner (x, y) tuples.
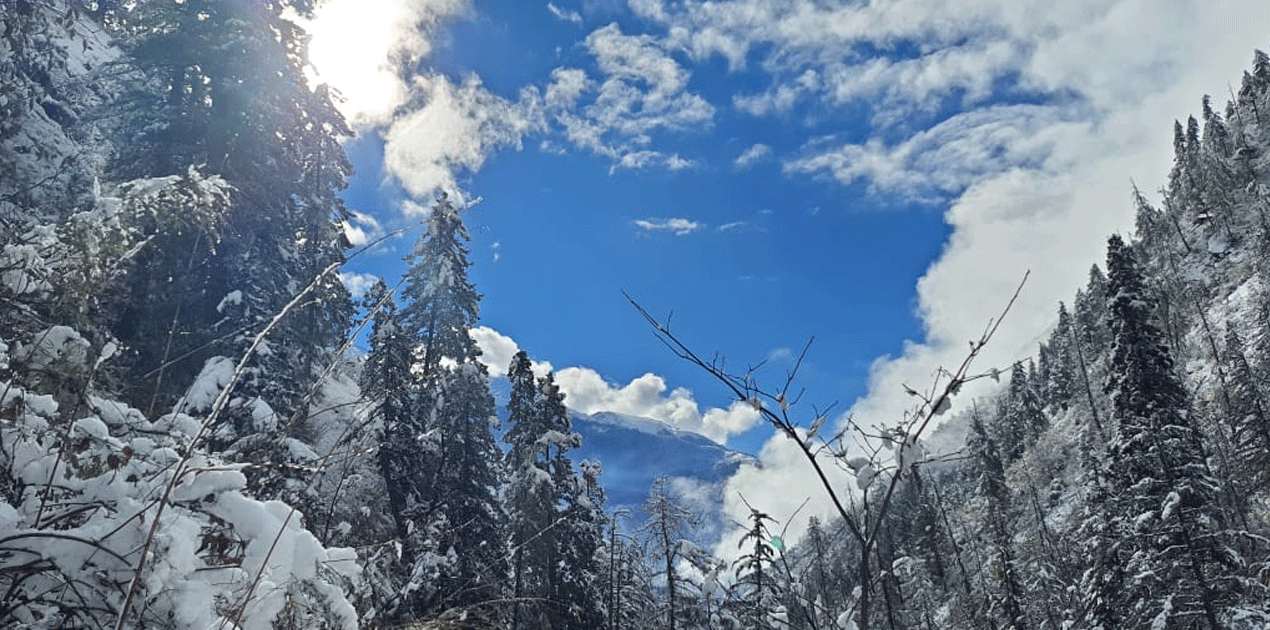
(0, 330), (360, 630)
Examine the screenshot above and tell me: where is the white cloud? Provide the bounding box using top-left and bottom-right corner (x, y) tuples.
(554, 368), (760, 443)
(627, 0), (1270, 562)
(341, 210), (385, 246)
(300, 0), (471, 127)
(469, 326), (554, 378)
(545, 67), (590, 110)
(337, 272), (380, 298)
(383, 74), (546, 203)
(734, 69), (820, 116)
(549, 23), (714, 171)
(547, 2), (583, 24)
(732, 142), (771, 169)
(633, 217), (705, 235)
(785, 104), (1083, 201)
(470, 326), (759, 443)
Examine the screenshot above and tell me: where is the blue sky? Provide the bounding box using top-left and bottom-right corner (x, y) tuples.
(307, 0), (1270, 553)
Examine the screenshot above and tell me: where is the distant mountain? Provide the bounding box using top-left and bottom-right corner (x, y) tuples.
(490, 376), (757, 533)
(570, 410), (757, 509)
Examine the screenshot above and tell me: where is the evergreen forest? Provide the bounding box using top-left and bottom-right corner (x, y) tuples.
(6, 2), (1270, 629)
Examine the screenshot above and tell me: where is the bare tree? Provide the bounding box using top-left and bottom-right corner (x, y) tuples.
(625, 273), (1025, 630)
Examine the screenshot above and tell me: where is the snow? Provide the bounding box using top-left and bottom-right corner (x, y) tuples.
(17, 325), (89, 373)
(71, 416), (109, 441)
(855, 463), (877, 490)
(1159, 491), (1181, 522)
(177, 356), (236, 414)
(217, 289), (244, 313)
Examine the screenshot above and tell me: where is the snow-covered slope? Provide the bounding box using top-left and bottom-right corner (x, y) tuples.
(490, 375), (757, 530)
(571, 410), (757, 509)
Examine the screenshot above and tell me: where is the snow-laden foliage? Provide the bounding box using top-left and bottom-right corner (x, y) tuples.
(0, 331), (359, 630)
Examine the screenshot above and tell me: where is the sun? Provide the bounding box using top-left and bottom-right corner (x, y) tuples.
(301, 0), (413, 127)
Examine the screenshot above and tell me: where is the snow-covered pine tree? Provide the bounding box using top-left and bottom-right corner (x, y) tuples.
(732, 507), (782, 629)
(967, 414), (1027, 630)
(537, 372), (606, 630)
(503, 350), (554, 629)
(1224, 329), (1270, 490)
(393, 194), (507, 621)
(1045, 303), (1077, 409)
(1100, 234), (1231, 629)
(98, 0), (354, 427)
(994, 363), (1045, 462)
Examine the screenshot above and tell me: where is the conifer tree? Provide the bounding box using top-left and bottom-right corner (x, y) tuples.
(1045, 303), (1076, 409)
(1225, 329), (1270, 490)
(376, 195), (507, 620)
(360, 281), (417, 547)
(1099, 234), (1230, 629)
(733, 508), (783, 629)
(100, 0), (355, 420)
(968, 415), (1027, 630)
(504, 351), (553, 629)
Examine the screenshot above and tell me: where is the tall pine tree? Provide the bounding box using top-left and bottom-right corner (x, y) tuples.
(1099, 234), (1230, 629)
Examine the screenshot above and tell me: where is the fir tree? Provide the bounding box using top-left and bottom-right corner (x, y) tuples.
(1225, 329), (1270, 490)
(1100, 234), (1230, 629)
(504, 351), (553, 629)
(732, 508), (783, 629)
(968, 414), (1027, 630)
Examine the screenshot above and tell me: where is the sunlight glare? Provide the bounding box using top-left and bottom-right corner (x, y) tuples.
(303, 0), (418, 127)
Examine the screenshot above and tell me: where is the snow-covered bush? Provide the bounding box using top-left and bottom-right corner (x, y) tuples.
(0, 332), (361, 630)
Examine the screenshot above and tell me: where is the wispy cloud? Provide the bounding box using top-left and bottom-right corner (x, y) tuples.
(785, 104), (1081, 201)
(551, 23), (714, 172)
(546, 2), (583, 25)
(717, 220), (748, 232)
(732, 142), (771, 169)
(633, 216), (705, 235)
(341, 210), (385, 246)
(626, 0), (1270, 563)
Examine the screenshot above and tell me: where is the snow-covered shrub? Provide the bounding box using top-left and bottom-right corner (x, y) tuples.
(0, 333), (361, 630)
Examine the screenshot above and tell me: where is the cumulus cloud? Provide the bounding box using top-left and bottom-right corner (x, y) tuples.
(470, 326), (760, 443)
(732, 142), (771, 169)
(633, 217), (705, 235)
(547, 2), (583, 25)
(554, 368), (760, 443)
(469, 326), (554, 378)
(383, 74), (546, 203)
(337, 272), (380, 298)
(301, 0), (471, 127)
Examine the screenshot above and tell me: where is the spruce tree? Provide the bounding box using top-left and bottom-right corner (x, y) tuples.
(1225, 329), (1270, 490)
(394, 195), (507, 618)
(968, 415), (1027, 630)
(504, 351), (553, 629)
(733, 508), (782, 629)
(100, 0), (354, 420)
(1100, 234), (1230, 629)
(1045, 303), (1076, 409)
